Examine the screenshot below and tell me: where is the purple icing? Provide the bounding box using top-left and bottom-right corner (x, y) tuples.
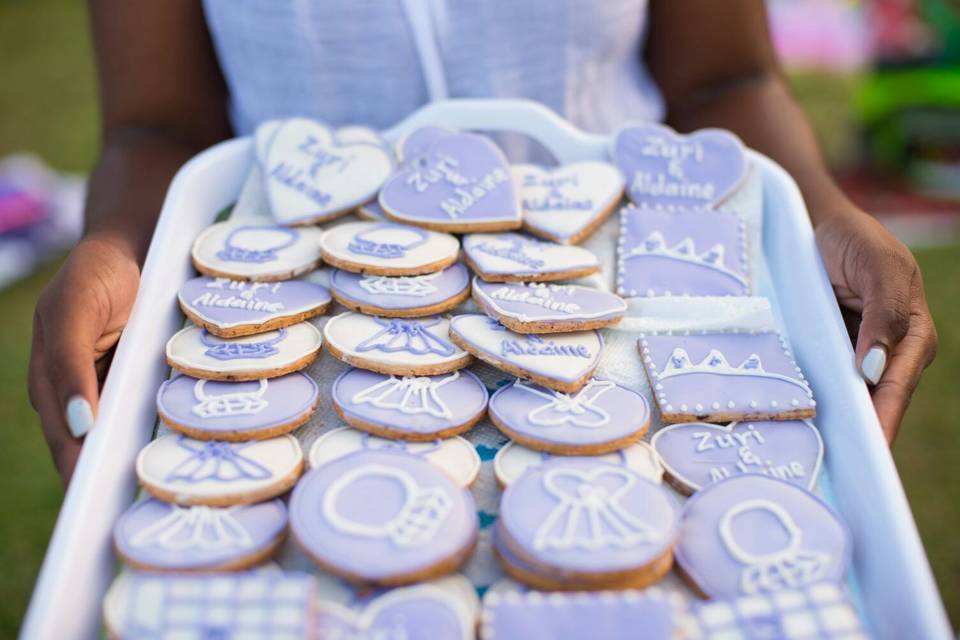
(498, 458), (677, 574)
(617, 206), (749, 297)
(217, 225), (298, 263)
(289, 449), (478, 581)
(165, 437), (273, 483)
(613, 124), (748, 207)
(317, 589), (470, 640)
(348, 223), (429, 259)
(157, 372), (318, 436)
(398, 125), (456, 162)
(675, 474), (850, 599)
(358, 198), (388, 220)
(489, 378), (649, 450)
(473, 278), (626, 325)
(379, 132), (520, 227)
(356, 317), (458, 357)
(652, 420), (823, 492)
(113, 498), (287, 570)
(639, 332), (815, 417)
(200, 327), (288, 360)
(332, 367), (488, 435)
(179, 277), (330, 330)
(330, 263), (469, 312)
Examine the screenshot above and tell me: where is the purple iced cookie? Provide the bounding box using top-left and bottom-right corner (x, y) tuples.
(613, 123), (748, 208)
(396, 125), (457, 162)
(639, 331), (816, 423)
(489, 378), (650, 454)
(156, 372), (319, 440)
(462, 232), (600, 282)
(330, 263), (470, 318)
(617, 206), (750, 297)
(289, 449), (478, 584)
(652, 420), (823, 494)
(331, 367), (489, 440)
(676, 474), (850, 599)
(113, 498), (287, 571)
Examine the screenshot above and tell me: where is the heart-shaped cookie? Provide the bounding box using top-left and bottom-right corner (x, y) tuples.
(395, 125), (457, 163)
(462, 232), (599, 283)
(472, 278), (626, 333)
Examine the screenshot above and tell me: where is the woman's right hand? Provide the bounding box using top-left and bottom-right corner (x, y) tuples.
(28, 233), (140, 483)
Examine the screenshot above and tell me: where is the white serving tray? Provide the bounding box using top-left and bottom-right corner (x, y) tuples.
(21, 99), (951, 639)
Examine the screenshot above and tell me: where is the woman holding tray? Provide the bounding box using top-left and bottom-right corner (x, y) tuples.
(28, 1), (937, 481)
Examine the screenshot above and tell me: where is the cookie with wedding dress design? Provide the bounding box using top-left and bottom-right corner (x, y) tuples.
(289, 449), (479, 586)
(319, 221), (460, 276)
(156, 372), (319, 441)
(675, 474), (850, 599)
(192, 220), (323, 282)
(166, 321), (322, 381)
(462, 232), (600, 283)
(113, 497), (288, 572)
(329, 262), (470, 318)
(331, 367), (488, 441)
(493, 440), (663, 489)
(136, 433), (304, 507)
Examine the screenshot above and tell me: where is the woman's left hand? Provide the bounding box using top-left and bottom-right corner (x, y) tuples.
(815, 207), (938, 442)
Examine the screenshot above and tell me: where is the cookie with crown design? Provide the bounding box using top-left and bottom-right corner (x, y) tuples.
(319, 221), (460, 276)
(136, 433), (304, 507)
(330, 263), (470, 318)
(639, 331), (816, 423)
(113, 498), (288, 572)
(156, 372), (319, 441)
(449, 315), (603, 394)
(493, 440), (663, 489)
(192, 220), (324, 282)
(290, 448), (479, 585)
(323, 312), (471, 376)
(166, 321), (323, 381)
(331, 367), (488, 441)
(489, 378), (650, 455)
(462, 232), (600, 283)
(617, 205), (750, 297)
(472, 278), (626, 333)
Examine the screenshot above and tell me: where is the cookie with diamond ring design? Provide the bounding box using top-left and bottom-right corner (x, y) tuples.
(330, 263), (470, 318)
(191, 220), (324, 282)
(319, 221), (460, 276)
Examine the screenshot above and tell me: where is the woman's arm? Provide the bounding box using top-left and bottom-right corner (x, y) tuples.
(28, 0), (231, 482)
(646, 0), (937, 441)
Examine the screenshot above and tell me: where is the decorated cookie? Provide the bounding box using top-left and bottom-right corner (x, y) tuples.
(167, 322), (323, 381)
(192, 220), (323, 282)
(379, 131), (521, 232)
(356, 198), (388, 221)
(513, 162), (626, 244)
(652, 420), (823, 495)
(289, 449), (479, 585)
(156, 372), (319, 441)
(638, 331), (816, 423)
(496, 458), (678, 587)
(612, 123), (748, 208)
(332, 367), (488, 440)
(178, 276), (332, 338)
(330, 263), (470, 318)
(308, 427), (481, 488)
(319, 221), (460, 276)
(136, 433), (304, 506)
(103, 570), (316, 640)
(494, 440), (663, 488)
(113, 498), (287, 571)
(488, 378), (650, 454)
(472, 278), (626, 333)
(323, 312), (471, 376)
(617, 206), (750, 298)
(395, 125), (458, 162)
(449, 315), (602, 393)
(675, 474), (850, 599)
(462, 232), (600, 283)
(262, 117), (393, 225)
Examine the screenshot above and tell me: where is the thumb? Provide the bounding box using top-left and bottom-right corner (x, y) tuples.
(854, 272), (913, 386)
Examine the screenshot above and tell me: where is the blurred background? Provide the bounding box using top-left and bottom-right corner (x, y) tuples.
(0, 0), (958, 635)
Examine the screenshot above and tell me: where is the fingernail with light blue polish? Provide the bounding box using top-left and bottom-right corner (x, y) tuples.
(66, 396), (94, 438)
(861, 346), (887, 386)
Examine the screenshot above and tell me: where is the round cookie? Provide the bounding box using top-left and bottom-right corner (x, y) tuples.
(356, 198), (388, 221)
(488, 378), (650, 455)
(675, 474), (850, 599)
(156, 372), (319, 441)
(323, 312), (471, 376)
(192, 221), (323, 282)
(331, 367), (488, 441)
(289, 449), (479, 585)
(113, 498), (287, 571)
(319, 221), (460, 276)
(166, 322), (322, 381)
(462, 232), (600, 283)
(178, 276), (332, 338)
(330, 263), (470, 318)
(308, 427), (481, 488)
(493, 441), (663, 489)
(136, 433), (304, 507)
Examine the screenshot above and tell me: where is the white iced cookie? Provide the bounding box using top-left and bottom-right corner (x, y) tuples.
(493, 440), (663, 487)
(192, 220), (323, 282)
(319, 221), (460, 276)
(462, 232), (600, 283)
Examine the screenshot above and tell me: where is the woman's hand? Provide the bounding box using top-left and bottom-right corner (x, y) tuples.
(28, 233), (140, 483)
(815, 208), (938, 442)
